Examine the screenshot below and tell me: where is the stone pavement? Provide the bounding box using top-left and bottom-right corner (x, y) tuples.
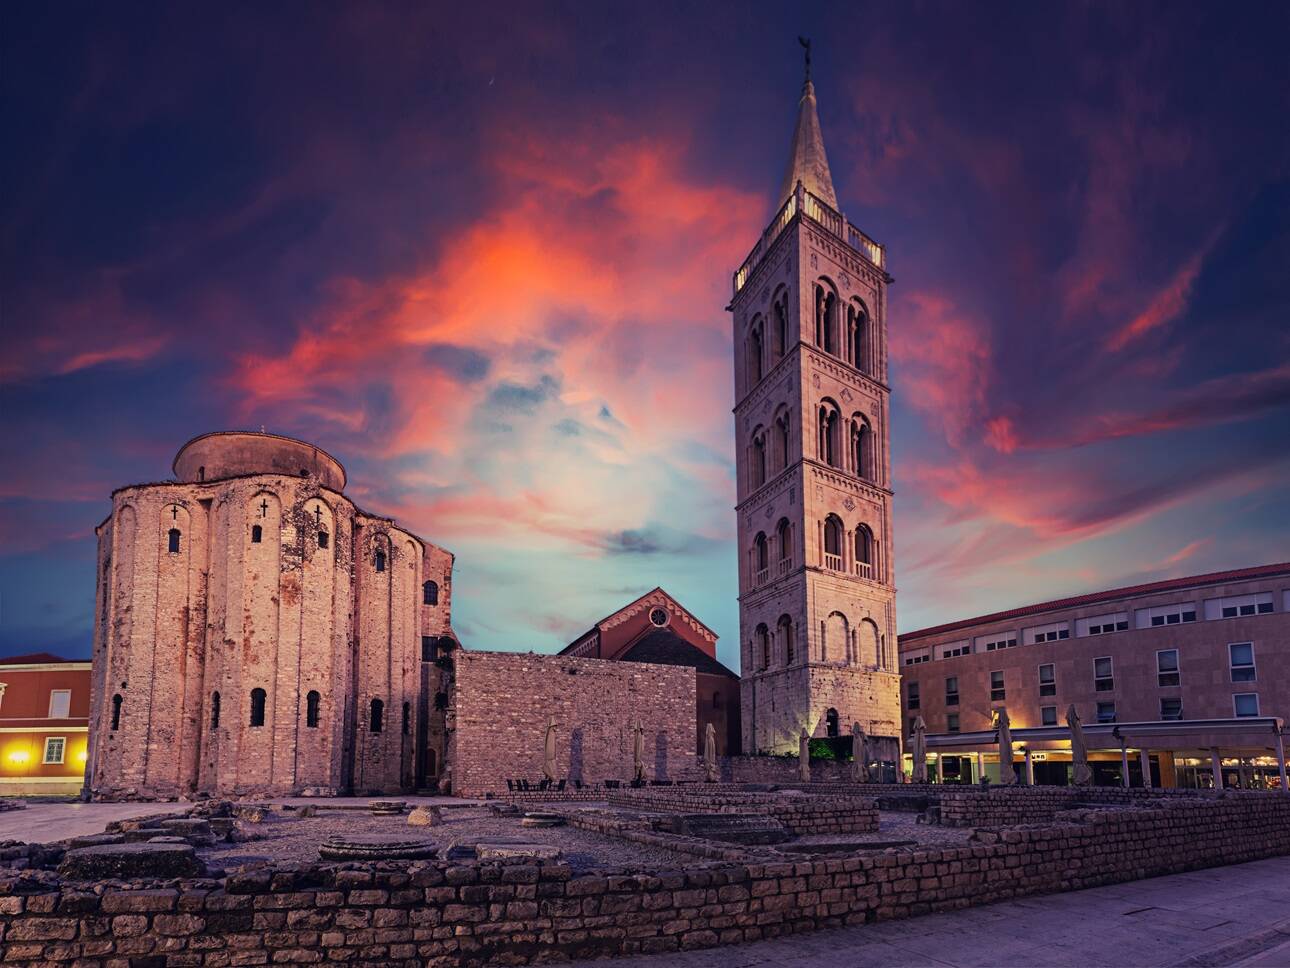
(569, 857), (1290, 968)
(0, 795), (481, 844)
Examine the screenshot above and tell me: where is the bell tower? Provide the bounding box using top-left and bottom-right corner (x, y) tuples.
(730, 48), (901, 767)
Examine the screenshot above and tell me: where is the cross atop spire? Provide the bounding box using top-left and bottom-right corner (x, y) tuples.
(777, 39), (838, 211)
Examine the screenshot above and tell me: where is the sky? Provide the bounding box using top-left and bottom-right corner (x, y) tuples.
(2, 2), (1289, 671)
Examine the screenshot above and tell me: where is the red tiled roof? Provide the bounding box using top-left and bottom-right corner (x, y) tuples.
(0, 651), (79, 665)
(899, 562), (1290, 645)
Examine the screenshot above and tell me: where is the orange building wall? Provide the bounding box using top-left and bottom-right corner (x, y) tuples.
(0, 661), (91, 793)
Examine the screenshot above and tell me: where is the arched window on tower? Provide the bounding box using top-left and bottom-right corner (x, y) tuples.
(849, 299), (869, 374)
(755, 623), (770, 671)
(423, 581), (439, 606)
(111, 694), (122, 731)
(750, 427), (767, 489)
(817, 400), (841, 467)
(814, 281), (839, 355)
(855, 524), (875, 579)
(167, 528), (181, 554)
(774, 410), (791, 470)
(823, 515), (844, 571)
(850, 415), (873, 480)
(210, 691), (221, 729)
(306, 691), (320, 728)
(772, 289), (789, 360)
(748, 317), (764, 384)
(778, 614), (795, 666)
(249, 688), (266, 727)
(251, 524), (262, 544)
(826, 707), (840, 737)
(374, 550), (386, 572)
(370, 698), (384, 733)
(753, 532), (769, 584)
(776, 517), (792, 574)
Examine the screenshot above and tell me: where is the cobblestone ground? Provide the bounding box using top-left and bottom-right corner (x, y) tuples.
(567, 856), (1290, 968)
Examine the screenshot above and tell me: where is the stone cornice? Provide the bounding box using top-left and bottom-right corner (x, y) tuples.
(804, 223), (886, 293)
(735, 464), (798, 515)
(805, 347), (890, 398)
(804, 460), (893, 501)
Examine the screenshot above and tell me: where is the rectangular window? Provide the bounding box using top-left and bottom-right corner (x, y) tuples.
(1156, 649), (1180, 687)
(1139, 603), (1197, 628)
(1038, 663), (1056, 697)
(1207, 593), (1274, 620)
(48, 690), (71, 719)
(990, 670), (1005, 702)
(43, 737), (65, 765)
(907, 682), (920, 710)
(1160, 697), (1183, 721)
(981, 636), (1018, 652)
(1257, 601), (1273, 614)
(1233, 693), (1259, 718)
(1229, 642), (1256, 683)
(1096, 701), (1116, 723)
(947, 713), (960, 734)
(1094, 657), (1114, 692)
(1041, 706), (1057, 726)
(945, 676), (959, 706)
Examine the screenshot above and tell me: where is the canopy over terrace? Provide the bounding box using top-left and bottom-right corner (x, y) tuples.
(913, 717), (1287, 790)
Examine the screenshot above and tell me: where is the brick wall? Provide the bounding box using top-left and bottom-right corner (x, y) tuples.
(2, 796), (1288, 965)
(450, 652), (697, 796)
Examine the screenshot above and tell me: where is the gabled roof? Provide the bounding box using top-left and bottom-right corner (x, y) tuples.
(900, 562), (1290, 644)
(563, 586), (719, 650)
(778, 79), (837, 210)
(621, 629), (738, 680)
(0, 652), (81, 665)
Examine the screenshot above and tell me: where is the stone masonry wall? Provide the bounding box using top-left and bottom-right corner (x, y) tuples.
(450, 652), (697, 797)
(1, 796), (1288, 966)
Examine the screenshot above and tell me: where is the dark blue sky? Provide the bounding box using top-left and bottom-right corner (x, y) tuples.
(2, 2), (1288, 669)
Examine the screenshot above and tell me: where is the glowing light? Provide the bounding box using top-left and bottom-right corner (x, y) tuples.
(7, 750), (29, 764)
(76, 750), (88, 763)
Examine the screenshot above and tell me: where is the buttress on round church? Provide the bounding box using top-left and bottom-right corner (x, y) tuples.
(87, 431), (457, 798)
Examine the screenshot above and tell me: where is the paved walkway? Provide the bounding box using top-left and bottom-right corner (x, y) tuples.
(569, 857), (1290, 968)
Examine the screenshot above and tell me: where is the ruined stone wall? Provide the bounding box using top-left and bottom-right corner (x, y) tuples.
(91, 467), (453, 799)
(450, 652), (697, 796)
(2, 796), (1288, 965)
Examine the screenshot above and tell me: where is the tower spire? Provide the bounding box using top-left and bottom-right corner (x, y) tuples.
(777, 37), (838, 211)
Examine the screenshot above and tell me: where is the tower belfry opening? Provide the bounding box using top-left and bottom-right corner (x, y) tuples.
(729, 45), (900, 772)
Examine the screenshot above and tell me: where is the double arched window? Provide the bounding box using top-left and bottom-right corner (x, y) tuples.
(817, 400), (841, 467)
(423, 581), (439, 606)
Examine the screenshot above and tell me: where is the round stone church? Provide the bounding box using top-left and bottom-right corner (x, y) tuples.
(86, 430), (456, 799)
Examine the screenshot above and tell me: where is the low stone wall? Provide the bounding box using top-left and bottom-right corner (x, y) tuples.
(936, 785), (1253, 827)
(2, 796), (1289, 965)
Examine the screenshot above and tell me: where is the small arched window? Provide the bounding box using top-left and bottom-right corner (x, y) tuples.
(817, 401), (841, 467)
(776, 518), (792, 566)
(856, 525), (875, 578)
(755, 623), (770, 671)
(778, 614), (794, 666)
(306, 690), (320, 728)
(370, 699), (384, 733)
(210, 691), (221, 729)
(753, 532), (768, 578)
(814, 282), (839, 355)
(850, 416), (872, 480)
(250, 688), (266, 727)
(823, 515), (844, 569)
(168, 528), (181, 554)
(318, 530), (329, 549)
(198, 466), (205, 481)
(374, 550), (386, 572)
(111, 694), (122, 731)
(251, 525), (262, 544)
(749, 316), (764, 384)
(849, 300), (869, 373)
(402, 701), (411, 735)
(750, 427), (767, 489)
(826, 707), (840, 737)
(423, 581), (439, 606)
(772, 289), (789, 359)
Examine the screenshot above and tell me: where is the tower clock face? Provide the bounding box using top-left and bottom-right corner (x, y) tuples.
(649, 608), (669, 627)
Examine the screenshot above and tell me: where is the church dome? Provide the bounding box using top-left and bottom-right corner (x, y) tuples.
(172, 430), (347, 490)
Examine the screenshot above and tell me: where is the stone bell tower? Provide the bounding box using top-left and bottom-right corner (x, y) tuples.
(730, 47), (901, 766)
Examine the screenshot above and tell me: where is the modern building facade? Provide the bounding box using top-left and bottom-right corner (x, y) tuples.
(898, 563), (1290, 788)
(560, 588), (741, 757)
(730, 64), (901, 760)
(0, 654), (91, 796)
(87, 430), (457, 799)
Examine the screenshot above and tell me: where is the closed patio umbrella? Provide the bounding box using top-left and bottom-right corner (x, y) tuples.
(851, 722), (869, 783)
(997, 707), (1017, 785)
(633, 722), (645, 783)
(1067, 704), (1093, 786)
(799, 728), (811, 783)
(704, 722), (719, 783)
(542, 717), (557, 784)
(911, 715), (928, 783)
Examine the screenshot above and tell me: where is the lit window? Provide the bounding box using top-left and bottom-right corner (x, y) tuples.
(907, 682), (920, 710)
(1094, 657), (1114, 692)
(1038, 664), (1056, 697)
(990, 670), (1005, 702)
(1233, 693), (1260, 718)
(1157, 650), (1180, 687)
(945, 676), (959, 706)
(42, 737), (65, 765)
(1229, 642), (1256, 683)
(250, 688), (266, 727)
(1041, 706), (1057, 727)
(1160, 698), (1183, 721)
(1096, 701), (1116, 723)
